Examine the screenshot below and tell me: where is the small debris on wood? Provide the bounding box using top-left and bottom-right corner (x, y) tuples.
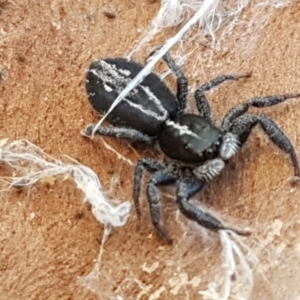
(103, 8), (116, 19)
(18, 52), (26, 62)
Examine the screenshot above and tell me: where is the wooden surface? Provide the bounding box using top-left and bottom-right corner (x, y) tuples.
(1, 1), (300, 299)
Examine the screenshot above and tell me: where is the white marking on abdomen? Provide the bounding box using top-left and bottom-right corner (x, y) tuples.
(123, 98), (168, 121)
(103, 84), (113, 92)
(118, 69), (131, 76)
(91, 60), (170, 121)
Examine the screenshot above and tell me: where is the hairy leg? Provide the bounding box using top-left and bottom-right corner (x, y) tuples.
(195, 73), (251, 121)
(82, 123), (154, 145)
(146, 170), (177, 243)
(160, 52), (188, 112)
(222, 93), (300, 129)
(229, 113), (300, 177)
(133, 158), (167, 229)
(176, 178), (251, 236)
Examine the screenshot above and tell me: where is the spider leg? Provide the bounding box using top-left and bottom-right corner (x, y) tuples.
(229, 113), (300, 177)
(146, 170), (177, 244)
(160, 52), (188, 112)
(195, 73), (251, 121)
(81, 123), (154, 145)
(133, 158), (168, 230)
(176, 178), (251, 236)
(147, 48), (188, 112)
(222, 93), (300, 129)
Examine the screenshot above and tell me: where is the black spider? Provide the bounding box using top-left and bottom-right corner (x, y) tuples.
(82, 51), (300, 243)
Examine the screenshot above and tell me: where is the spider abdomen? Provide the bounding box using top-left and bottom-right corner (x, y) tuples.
(86, 58), (179, 136)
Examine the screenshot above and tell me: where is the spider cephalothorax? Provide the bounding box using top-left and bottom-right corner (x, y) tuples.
(82, 51), (300, 243)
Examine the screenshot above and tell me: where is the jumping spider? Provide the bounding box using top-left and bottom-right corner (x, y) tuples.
(82, 51), (300, 243)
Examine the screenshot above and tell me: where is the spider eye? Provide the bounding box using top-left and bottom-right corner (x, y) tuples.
(214, 140), (220, 147)
(205, 148), (215, 159)
(212, 135), (223, 149)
